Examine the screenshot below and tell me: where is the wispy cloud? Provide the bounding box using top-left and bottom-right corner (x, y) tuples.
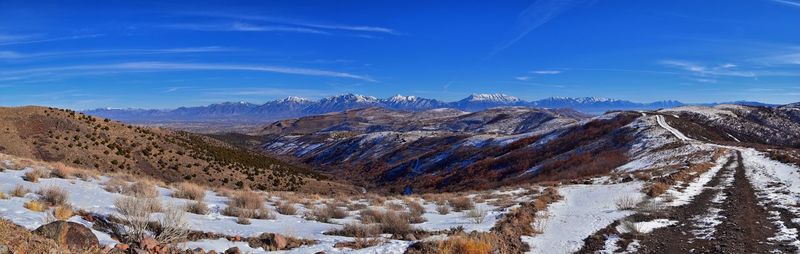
(660, 60), (757, 78)
(183, 12), (397, 34)
(163, 22), (329, 35)
(489, 0), (590, 57)
(770, 0), (800, 7)
(761, 52), (800, 65)
(531, 70), (562, 74)
(515, 76), (531, 81)
(0, 34), (104, 46)
(0, 47), (234, 60)
(0, 62), (376, 82)
(199, 87), (340, 100)
(0, 34), (34, 43)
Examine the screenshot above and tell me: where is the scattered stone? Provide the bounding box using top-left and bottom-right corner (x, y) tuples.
(247, 233), (287, 251)
(224, 247), (241, 254)
(33, 221), (99, 252)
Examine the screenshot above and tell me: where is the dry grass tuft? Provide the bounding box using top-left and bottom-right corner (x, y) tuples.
(436, 204), (451, 215)
(376, 210), (413, 236)
(0, 192), (6, 200)
(24, 200), (46, 212)
(185, 201), (209, 215)
(327, 222), (382, 237)
(37, 186), (69, 206)
(228, 191), (264, 210)
(103, 177), (128, 193)
(114, 195), (155, 242)
(276, 202), (297, 215)
(236, 216), (251, 225)
(488, 196), (516, 208)
(437, 235), (494, 254)
(448, 197), (475, 212)
(52, 205), (74, 220)
(305, 204), (348, 223)
(358, 209), (416, 235)
(619, 219), (642, 235)
(47, 162), (97, 180)
(156, 203), (190, 244)
(123, 180), (159, 198)
(615, 195), (641, 210)
(645, 182), (670, 197)
(23, 168), (50, 182)
(222, 191), (273, 219)
(406, 200), (426, 216)
(465, 208), (487, 224)
(11, 184), (30, 197)
(50, 162), (75, 179)
(172, 182), (205, 201)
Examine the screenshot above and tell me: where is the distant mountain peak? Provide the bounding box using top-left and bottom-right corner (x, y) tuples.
(464, 93), (520, 103)
(543, 96), (619, 103)
(281, 96), (311, 103)
(387, 94), (418, 102)
(324, 93), (379, 103)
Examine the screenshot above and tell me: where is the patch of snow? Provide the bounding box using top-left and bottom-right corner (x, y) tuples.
(659, 154), (728, 207)
(618, 219), (677, 234)
(523, 182), (644, 254)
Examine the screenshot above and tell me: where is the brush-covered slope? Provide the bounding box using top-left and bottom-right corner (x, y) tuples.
(0, 106), (355, 193)
(658, 104), (800, 147)
(256, 107), (645, 192)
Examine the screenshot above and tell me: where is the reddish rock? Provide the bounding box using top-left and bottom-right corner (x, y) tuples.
(115, 244), (129, 251)
(224, 247), (241, 254)
(33, 221), (100, 252)
(247, 233), (288, 251)
(140, 237), (159, 250)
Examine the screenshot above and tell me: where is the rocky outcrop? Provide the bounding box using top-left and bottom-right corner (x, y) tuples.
(33, 221), (100, 252)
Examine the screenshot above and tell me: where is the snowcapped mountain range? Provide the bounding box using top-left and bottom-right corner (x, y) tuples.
(83, 93), (781, 125)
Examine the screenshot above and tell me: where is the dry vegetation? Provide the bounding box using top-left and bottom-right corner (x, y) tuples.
(448, 196), (475, 212)
(436, 204), (451, 215)
(172, 182), (205, 201)
(354, 209), (416, 236)
(185, 200), (209, 215)
(437, 235), (494, 254)
(276, 202), (298, 215)
(37, 186), (69, 206)
(24, 200), (46, 212)
(52, 205), (74, 220)
(222, 190), (274, 219)
(11, 184), (30, 197)
(305, 203), (348, 223)
(23, 168), (50, 182)
(0, 106), (356, 194)
(465, 208), (487, 224)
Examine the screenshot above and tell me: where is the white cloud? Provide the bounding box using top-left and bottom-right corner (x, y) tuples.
(660, 60), (757, 78)
(0, 47), (234, 60)
(532, 70), (562, 75)
(770, 0), (800, 7)
(163, 23), (330, 35)
(0, 34), (103, 46)
(175, 12), (397, 35)
(489, 0), (590, 56)
(0, 62), (376, 82)
(515, 76), (531, 81)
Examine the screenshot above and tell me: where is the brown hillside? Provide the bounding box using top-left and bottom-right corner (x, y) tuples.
(0, 106), (357, 194)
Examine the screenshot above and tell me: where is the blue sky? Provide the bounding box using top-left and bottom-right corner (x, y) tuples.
(1, 0), (799, 109)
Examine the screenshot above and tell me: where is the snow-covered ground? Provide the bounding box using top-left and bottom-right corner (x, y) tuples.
(0, 160), (514, 253)
(522, 182), (644, 254)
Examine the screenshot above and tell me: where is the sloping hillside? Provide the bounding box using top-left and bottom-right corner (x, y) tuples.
(254, 107), (644, 192)
(0, 106), (356, 193)
(253, 104), (800, 193)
